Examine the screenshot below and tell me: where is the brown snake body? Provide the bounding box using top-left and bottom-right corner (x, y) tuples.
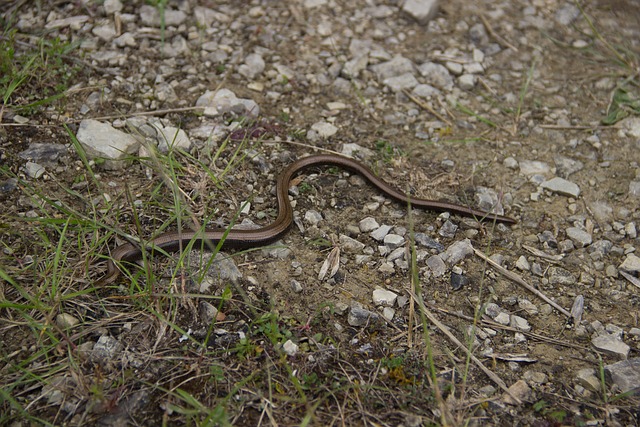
(98, 154), (516, 285)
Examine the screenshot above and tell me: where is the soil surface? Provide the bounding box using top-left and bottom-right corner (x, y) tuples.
(1, 0), (640, 426)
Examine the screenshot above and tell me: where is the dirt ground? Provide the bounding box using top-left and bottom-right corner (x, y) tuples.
(1, 0), (640, 425)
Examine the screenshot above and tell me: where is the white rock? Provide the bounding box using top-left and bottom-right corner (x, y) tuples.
(402, 0), (440, 24)
(103, 0), (123, 14)
(372, 289), (398, 307)
(619, 253), (640, 274)
(541, 177), (581, 197)
(310, 121), (338, 138)
(56, 313), (80, 329)
(283, 340), (299, 356)
(76, 119), (140, 170)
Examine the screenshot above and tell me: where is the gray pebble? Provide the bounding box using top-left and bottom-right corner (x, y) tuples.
(304, 210), (323, 226)
(372, 289), (398, 307)
(414, 233), (445, 252)
(438, 220), (458, 238)
(23, 162), (45, 179)
(92, 335), (123, 363)
(541, 177), (581, 198)
(519, 160), (551, 176)
(604, 358), (640, 394)
(548, 266), (577, 285)
(371, 224), (392, 241)
(402, 0), (440, 24)
(566, 227), (592, 247)
(348, 306), (379, 327)
(591, 334), (630, 359)
(383, 234), (405, 250)
(340, 234), (366, 252)
(418, 62), (454, 90)
(440, 239), (474, 266)
(619, 254), (640, 274)
(19, 143), (68, 163)
(450, 272), (469, 290)
(359, 217), (379, 232)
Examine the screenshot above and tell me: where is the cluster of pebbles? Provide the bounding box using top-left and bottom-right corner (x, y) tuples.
(4, 0), (640, 422)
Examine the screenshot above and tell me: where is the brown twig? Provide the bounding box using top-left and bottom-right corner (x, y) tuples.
(407, 289), (521, 404)
(480, 14), (519, 52)
(402, 89), (453, 127)
(473, 248), (572, 318)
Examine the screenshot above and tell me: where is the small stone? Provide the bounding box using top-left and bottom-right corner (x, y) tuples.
(371, 55), (415, 80)
(450, 272), (469, 290)
(518, 299), (538, 315)
(438, 220), (458, 238)
(515, 256), (530, 271)
(510, 315), (531, 332)
(304, 210), (323, 226)
(629, 180), (640, 198)
(548, 266), (577, 285)
(418, 62), (454, 91)
(519, 160), (551, 176)
(348, 307), (379, 327)
(382, 307), (395, 321)
(383, 234), (405, 250)
(339, 234), (365, 252)
(238, 53), (265, 80)
(484, 303), (501, 318)
(290, 280), (303, 293)
(383, 73), (419, 91)
(576, 368), (600, 392)
(359, 217), (379, 232)
(414, 233), (445, 251)
(23, 162), (45, 179)
(604, 358), (640, 395)
(523, 371), (547, 384)
(555, 156), (584, 178)
(458, 74), (476, 90)
(402, 0), (440, 24)
(92, 335), (123, 363)
(503, 157), (518, 169)
(541, 177), (581, 197)
(199, 301), (219, 324)
(566, 227), (592, 248)
(619, 254), (640, 274)
(311, 121), (338, 138)
(56, 313), (80, 329)
(555, 3), (580, 25)
(103, 0), (123, 14)
(502, 380), (531, 405)
(196, 88), (260, 119)
(591, 334), (630, 359)
(494, 312), (510, 325)
(283, 340), (299, 356)
(372, 289), (398, 307)
(304, 0), (327, 8)
(440, 239), (474, 266)
(426, 255), (447, 277)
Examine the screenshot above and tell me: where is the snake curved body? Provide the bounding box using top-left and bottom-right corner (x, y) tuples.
(98, 154), (516, 285)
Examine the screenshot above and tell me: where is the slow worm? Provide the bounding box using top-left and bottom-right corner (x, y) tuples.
(98, 154), (516, 285)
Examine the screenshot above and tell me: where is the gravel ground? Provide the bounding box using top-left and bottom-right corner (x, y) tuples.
(1, 0), (640, 425)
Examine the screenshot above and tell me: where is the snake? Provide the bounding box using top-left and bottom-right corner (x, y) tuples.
(97, 153), (516, 285)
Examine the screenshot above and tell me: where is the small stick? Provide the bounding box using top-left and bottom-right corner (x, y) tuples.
(66, 106), (206, 123)
(407, 289), (521, 404)
(402, 89), (453, 127)
(620, 270), (640, 291)
(480, 14), (519, 52)
(539, 124), (619, 130)
(473, 248), (572, 318)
